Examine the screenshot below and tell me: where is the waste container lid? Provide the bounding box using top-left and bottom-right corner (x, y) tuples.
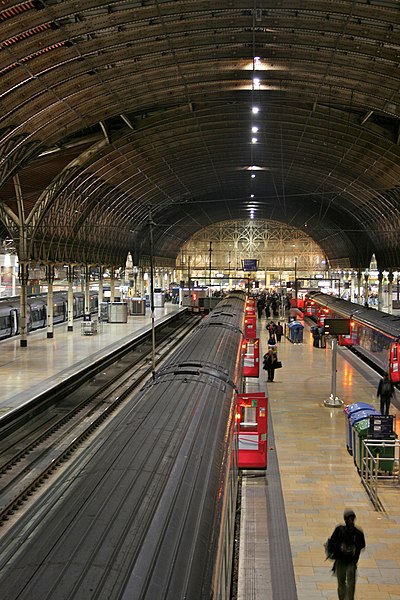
(350, 409), (380, 426)
(344, 402), (375, 416)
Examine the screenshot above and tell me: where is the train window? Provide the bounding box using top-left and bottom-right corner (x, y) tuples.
(0, 315), (10, 329)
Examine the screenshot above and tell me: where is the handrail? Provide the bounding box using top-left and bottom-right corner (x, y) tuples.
(360, 438), (400, 512)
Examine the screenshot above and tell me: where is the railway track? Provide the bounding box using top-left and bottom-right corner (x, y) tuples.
(0, 313), (200, 530)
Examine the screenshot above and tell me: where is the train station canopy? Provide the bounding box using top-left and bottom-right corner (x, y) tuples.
(0, 1), (399, 270)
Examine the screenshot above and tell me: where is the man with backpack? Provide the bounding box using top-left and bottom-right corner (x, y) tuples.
(326, 509), (366, 600)
(377, 373), (395, 416)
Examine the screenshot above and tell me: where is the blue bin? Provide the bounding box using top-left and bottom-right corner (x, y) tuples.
(344, 404), (375, 454)
(288, 321), (304, 343)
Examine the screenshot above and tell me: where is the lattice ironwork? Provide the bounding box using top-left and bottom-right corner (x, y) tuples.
(179, 219), (326, 276)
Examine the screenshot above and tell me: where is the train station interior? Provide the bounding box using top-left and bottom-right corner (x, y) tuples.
(1, 2), (400, 599)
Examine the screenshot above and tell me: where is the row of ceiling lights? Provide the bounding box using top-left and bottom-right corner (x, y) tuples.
(249, 56), (261, 220)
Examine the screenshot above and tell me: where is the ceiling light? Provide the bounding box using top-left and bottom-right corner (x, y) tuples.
(252, 126), (258, 133)
(251, 174), (256, 178)
(253, 77), (260, 86)
(251, 137), (258, 144)
(252, 106), (259, 114)
(250, 194), (255, 198)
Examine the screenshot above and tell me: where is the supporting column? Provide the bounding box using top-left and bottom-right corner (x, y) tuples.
(98, 266), (104, 318)
(47, 265), (55, 339)
(324, 336), (343, 407)
(350, 272), (356, 303)
(132, 266), (138, 296)
(363, 272), (369, 306)
(110, 268), (116, 303)
(67, 266), (74, 331)
(84, 265), (90, 315)
(388, 272), (394, 315)
(357, 270), (362, 305)
(148, 208), (156, 379)
(19, 262), (29, 347)
(377, 271), (383, 312)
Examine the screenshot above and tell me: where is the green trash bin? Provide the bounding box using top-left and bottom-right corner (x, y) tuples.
(368, 435), (396, 474)
(352, 419), (370, 471)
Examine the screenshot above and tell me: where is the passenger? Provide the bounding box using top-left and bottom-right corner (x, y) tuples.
(265, 304), (271, 319)
(275, 321), (283, 342)
(312, 326), (320, 348)
(257, 297), (264, 319)
(319, 325), (326, 348)
(267, 336), (278, 355)
(327, 509), (366, 600)
(377, 373), (394, 416)
(263, 349), (278, 382)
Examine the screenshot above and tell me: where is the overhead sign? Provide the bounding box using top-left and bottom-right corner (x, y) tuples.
(324, 318), (350, 336)
(242, 259), (258, 271)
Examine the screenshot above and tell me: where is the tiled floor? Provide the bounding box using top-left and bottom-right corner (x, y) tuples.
(239, 317), (400, 599)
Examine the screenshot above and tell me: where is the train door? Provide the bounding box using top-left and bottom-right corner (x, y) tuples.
(389, 342), (400, 383)
(244, 315), (257, 339)
(242, 338), (260, 377)
(236, 393), (268, 469)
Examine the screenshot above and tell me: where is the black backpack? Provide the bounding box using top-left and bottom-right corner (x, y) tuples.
(324, 536), (335, 560)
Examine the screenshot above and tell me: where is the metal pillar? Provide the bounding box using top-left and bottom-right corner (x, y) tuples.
(67, 265), (74, 331)
(84, 265), (90, 315)
(363, 272), (369, 306)
(19, 262), (29, 347)
(388, 272), (394, 315)
(377, 271), (383, 312)
(209, 241), (212, 286)
(357, 270), (362, 305)
(47, 265), (55, 339)
(324, 337), (342, 407)
(148, 208), (156, 379)
(98, 266), (104, 318)
(350, 272), (356, 303)
(110, 268), (116, 303)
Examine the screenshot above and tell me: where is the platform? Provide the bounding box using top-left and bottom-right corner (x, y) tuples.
(238, 318), (400, 600)
(0, 304), (185, 417)
(1, 306), (400, 599)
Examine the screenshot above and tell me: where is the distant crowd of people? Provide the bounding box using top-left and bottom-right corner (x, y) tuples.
(256, 292), (291, 319)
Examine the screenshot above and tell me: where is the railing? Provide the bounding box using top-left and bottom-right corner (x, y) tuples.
(360, 439), (400, 512)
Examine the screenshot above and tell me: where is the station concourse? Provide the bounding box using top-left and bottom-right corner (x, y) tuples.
(1, 305), (400, 600)
(238, 316), (400, 600)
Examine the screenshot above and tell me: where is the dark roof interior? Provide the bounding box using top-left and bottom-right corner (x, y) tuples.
(1, 0), (399, 269)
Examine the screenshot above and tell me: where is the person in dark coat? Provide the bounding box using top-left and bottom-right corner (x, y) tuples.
(275, 321), (283, 342)
(312, 326), (320, 348)
(263, 349), (277, 382)
(328, 509), (366, 600)
(377, 373), (394, 416)
(257, 297), (264, 319)
(319, 325), (326, 348)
